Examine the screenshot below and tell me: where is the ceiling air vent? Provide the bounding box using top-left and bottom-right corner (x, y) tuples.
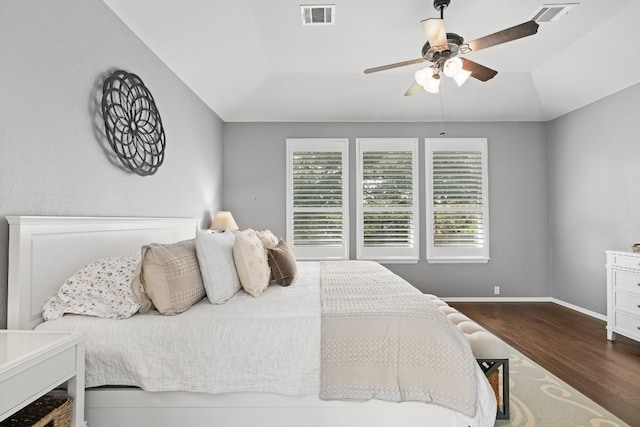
(300, 5), (335, 26)
(533, 3), (579, 23)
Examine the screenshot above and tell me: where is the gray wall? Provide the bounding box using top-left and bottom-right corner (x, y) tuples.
(0, 0), (224, 328)
(547, 83), (640, 315)
(223, 122), (550, 299)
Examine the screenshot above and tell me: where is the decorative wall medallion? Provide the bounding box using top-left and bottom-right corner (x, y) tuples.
(101, 70), (165, 176)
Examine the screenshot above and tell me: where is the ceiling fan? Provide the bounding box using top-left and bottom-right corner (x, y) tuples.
(364, 0), (539, 95)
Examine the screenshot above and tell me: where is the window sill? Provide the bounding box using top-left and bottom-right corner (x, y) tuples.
(358, 257), (419, 265)
(426, 257), (490, 264)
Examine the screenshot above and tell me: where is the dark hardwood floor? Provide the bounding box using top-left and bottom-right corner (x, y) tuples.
(448, 302), (640, 427)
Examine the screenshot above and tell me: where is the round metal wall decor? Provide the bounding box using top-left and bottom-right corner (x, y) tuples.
(101, 70), (165, 176)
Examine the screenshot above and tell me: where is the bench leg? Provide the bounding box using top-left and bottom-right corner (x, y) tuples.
(477, 358), (509, 420)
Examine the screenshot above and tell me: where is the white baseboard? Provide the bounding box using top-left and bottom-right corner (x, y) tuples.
(442, 296), (552, 303)
(440, 296), (607, 321)
(550, 298), (607, 321)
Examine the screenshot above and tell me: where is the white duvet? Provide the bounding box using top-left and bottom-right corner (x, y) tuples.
(36, 261), (495, 426)
(37, 262), (322, 395)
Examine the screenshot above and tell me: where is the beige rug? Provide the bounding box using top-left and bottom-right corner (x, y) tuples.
(494, 350), (629, 427)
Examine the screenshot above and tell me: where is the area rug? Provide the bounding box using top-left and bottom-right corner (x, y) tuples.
(494, 350), (629, 427)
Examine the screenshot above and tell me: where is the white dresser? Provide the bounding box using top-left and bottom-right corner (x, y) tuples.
(606, 250), (640, 342)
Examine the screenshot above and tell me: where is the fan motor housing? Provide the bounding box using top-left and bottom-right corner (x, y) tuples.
(422, 32), (463, 62)
(434, 0), (451, 11)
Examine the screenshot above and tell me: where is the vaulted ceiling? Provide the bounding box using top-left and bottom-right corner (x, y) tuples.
(103, 0), (640, 122)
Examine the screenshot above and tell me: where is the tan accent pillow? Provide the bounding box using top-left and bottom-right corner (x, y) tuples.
(267, 240), (297, 286)
(233, 230), (271, 297)
(131, 239), (205, 315)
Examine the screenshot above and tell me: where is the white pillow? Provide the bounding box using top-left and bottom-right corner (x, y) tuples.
(233, 229), (271, 297)
(256, 229), (279, 249)
(195, 229), (242, 304)
(42, 253), (141, 321)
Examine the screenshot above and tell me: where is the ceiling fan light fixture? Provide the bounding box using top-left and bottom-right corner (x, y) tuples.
(414, 67), (431, 86)
(415, 67), (441, 93)
(423, 74), (441, 93)
(363, 0), (541, 97)
(453, 69), (472, 86)
(443, 57), (463, 77)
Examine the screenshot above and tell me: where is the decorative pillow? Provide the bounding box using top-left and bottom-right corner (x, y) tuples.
(233, 229), (271, 297)
(267, 240), (298, 286)
(256, 229), (279, 249)
(195, 229), (241, 304)
(131, 239), (205, 315)
(42, 253), (141, 321)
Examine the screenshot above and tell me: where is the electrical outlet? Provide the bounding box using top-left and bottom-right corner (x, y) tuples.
(494, 286), (500, 295)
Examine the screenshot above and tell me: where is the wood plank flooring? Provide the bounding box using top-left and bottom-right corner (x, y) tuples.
(448, 302), (640, 426)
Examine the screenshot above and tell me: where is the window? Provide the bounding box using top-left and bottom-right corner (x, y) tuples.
(356, 138), (419, 262)
(286, 138), (349, 260)
(425, 138), (489, 263)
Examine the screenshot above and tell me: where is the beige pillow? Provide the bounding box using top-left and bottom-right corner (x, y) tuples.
(256, 229), (279, 249)
(132, 239), (205, 315)
(233, 230), (271, 297)
(267, 240), (297, 286)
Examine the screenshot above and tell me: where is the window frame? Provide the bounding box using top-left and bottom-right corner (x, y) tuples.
(355, 138), (419, 263)
(286, 138), (349, 260)
(425, 137), (490, 263)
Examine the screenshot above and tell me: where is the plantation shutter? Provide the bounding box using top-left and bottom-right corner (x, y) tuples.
(356, 138), (419, 262)
(426, 138), (489, 263)
(286, 139), (349, 259)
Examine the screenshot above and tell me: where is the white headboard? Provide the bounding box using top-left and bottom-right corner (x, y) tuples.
(6, 216), (200, 330)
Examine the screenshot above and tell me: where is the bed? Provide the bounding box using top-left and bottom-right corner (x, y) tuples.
(6, 216), (496, 427)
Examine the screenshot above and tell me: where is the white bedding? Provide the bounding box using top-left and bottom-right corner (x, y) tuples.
(36, 261), (496, 426)
(37, 262), (321, 395)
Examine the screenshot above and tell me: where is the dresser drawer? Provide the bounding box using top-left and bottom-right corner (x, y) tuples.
(614, 311), (640, 339)
(609, 252), (640, 269)
(613, 291), (640, 315)
(612, 270), (640, 294)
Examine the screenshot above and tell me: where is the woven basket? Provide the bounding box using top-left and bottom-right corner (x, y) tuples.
(0, 395), (72, 427)
(488, 370), (501, 401)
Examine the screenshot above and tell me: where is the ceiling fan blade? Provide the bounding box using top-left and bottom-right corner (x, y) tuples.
(404, 82), (422, 96)
(421, 18), (447, 49)
(466, 20), (539, 53)
(461, 58), (497, 82)
(363, 58), (426, 74)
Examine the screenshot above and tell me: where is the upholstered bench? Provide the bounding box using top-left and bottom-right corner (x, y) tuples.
(425, 295), (510, 420)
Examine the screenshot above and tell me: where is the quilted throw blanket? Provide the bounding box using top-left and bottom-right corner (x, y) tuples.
(319, 261), (477, 417)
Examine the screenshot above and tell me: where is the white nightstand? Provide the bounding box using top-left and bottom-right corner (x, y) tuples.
(0, 330), (85, 426)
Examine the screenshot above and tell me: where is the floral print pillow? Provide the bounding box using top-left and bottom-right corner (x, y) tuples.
(42, 253), (141, 321)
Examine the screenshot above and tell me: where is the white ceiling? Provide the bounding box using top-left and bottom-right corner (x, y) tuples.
(103, 0), (640, 122)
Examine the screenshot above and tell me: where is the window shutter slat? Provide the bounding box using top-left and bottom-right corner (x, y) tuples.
(433, 211), (484, 247)
(362, 151), (414, 209)
(363, 212), (414, 247)
(432, 150), (483, 208)
(292, 151), (343, 208)
(293, 212), (343, 247)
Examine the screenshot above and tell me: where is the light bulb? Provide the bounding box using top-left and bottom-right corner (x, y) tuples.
(453, 69), (472, 87)
(443, 57), (463, 77)
(414, 68), (431, 86)
(423, 74), (441, 94)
